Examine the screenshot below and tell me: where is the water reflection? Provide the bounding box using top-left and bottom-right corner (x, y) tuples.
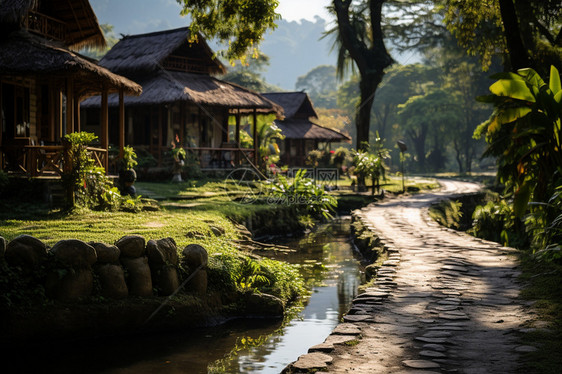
(219, 217), (363, 373)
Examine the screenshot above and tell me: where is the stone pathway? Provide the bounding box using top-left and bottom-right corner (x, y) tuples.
(287, 180), (537, 373)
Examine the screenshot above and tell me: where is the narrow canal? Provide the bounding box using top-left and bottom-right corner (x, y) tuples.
(12, 218), (363, 373)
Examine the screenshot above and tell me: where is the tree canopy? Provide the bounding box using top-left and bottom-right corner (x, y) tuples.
(177, 0), (281, 61)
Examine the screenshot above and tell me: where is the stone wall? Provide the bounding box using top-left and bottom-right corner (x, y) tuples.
(0, 234), (208, 303)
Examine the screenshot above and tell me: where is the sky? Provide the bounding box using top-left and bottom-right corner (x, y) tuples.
(90, 0), (333, 36)
(277, 0), (332, 22)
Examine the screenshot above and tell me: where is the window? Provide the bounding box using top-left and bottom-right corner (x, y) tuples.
(1, 82), (30, 139)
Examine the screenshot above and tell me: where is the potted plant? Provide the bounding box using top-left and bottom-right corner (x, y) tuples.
(119, 145), (138, 196)
(171, 146), (186, 182)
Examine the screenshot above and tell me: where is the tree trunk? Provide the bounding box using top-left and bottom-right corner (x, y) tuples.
(498, 0), (531, 70)
(356, 73), (383, 150)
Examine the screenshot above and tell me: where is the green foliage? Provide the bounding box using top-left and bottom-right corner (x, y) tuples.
(177, 0), (281, 61)
(470, 199), (530, 248)
(121, 146), (138, 170)
(266, 169), (337, 220)
(332, 147), (350, 168)
(207, 252), (304, 302)
(352, 137), (389, 194)
(444, 0), (561, 73)
(234, 257), (270, 291)
(430, 200), (463, 230)
(475, 66), (562, 255)
(63, 132), (114, 209)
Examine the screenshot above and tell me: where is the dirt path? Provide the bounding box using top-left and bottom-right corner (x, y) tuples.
(287, 180), (536, 373)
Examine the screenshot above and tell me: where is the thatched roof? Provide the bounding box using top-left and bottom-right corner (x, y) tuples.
(262, 92), (349, 142)
(262, 92), (318, 119)
(99, 27), (226, 76)
(277, 119), (350, 142)
(0, 0), (36, 24)
(0, 31), (141, 96)
(0, 0), (105, 49)
(81, 69), (281, 114)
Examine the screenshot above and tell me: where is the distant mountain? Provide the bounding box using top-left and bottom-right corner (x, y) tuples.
(259, 17), (336, 90)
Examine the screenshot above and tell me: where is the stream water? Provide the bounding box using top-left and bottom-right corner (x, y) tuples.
(9, 218), (363, 374)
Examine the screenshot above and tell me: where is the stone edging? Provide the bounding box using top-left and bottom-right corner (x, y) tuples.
(283, 205), (400, 373)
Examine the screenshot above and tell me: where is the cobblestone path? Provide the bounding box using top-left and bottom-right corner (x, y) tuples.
(288, 180), (536, 373)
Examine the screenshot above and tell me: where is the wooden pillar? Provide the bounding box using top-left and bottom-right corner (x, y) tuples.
(49, 85), (56, 141)
(65, 78), (74, 135)
(179, 102), (185, 146)
(118, 88), (125, 158)
(58, 89), (63, 139)
(0, 82), (3, 168)
(252, 109), (258, 166)
(74, 97), (80, 132)
(101, 87), (109, 171)
(235, 110), (241, 146)
(158, 105), (163, 165)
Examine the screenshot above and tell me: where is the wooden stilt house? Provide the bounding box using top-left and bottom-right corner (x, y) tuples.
(81, 27), (282, 170)
(0, 0), (142, 177)
(262, 92), (350, 167)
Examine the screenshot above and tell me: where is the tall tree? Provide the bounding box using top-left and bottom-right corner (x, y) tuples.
(444, 0), (562, 73)
(330, 0), (394, 151)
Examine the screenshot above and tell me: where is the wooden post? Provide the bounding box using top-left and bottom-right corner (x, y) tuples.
(74, 98), (80, 132)
(158, 105), (163, 166)
(0, 82), (3, 169)
(66, 78), (74, 135)
(49, 84), (55, 142)
(58, 89), (63, 139)
(101, 87), (109, 171)
(252, 109), (258, 166)
(235, 109), (241, 165)
(118, 88), (125, 158)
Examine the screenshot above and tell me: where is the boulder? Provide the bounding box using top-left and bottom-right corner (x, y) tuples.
(50, 240), (97, 268)
(182, 244), (208, 269)
(94, 263), (128, 299)
(0, 236), (6, 259)
(147, 238), (178, 266)
(121, 256), (153, 297)
(89, 242), (120, 263)
(185, 269), (207, 297)
(45, 268), (93, 302)
(115, 235), (146, 258)
(209, 225), (225, 237)
(4, 235), (48, 268)
(153, 265), (180, 296)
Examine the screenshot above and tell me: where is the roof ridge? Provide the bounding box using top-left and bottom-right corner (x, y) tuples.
(120, 26), (190, 40)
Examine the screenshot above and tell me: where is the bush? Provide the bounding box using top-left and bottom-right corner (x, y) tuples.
(470, 199), (530, 248)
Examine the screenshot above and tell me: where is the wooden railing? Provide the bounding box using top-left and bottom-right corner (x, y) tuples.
(187, 147), (255, 169)
(22, 11), (67, 42)
(0, 145), (107, 178)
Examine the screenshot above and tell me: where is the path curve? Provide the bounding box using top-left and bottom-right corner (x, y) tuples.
(288, 180), (535, 373)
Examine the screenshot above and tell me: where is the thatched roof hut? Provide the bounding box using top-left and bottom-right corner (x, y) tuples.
(0, 30), (141, 96)
(0, 0), (105, 49)
(261, 92), (349, 167)
(262, 92), (349, 142)
(99, 27), (225, 76)
(81, 27), (280, 114)
(0, 0), (141, 177)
